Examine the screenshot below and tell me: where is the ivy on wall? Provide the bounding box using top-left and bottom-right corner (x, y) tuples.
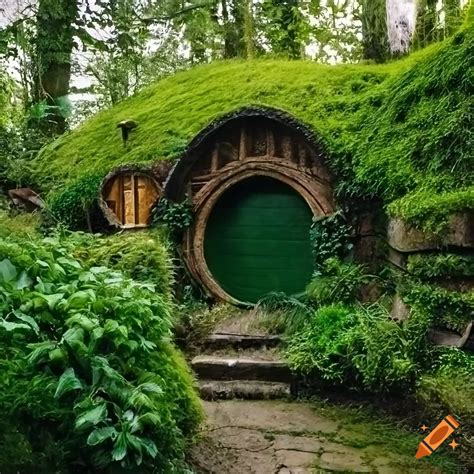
(310, 210), (353, 273)
(152, 198), (194, 239)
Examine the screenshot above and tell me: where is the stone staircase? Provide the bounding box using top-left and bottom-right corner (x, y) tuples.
(191, 332), (295, 400)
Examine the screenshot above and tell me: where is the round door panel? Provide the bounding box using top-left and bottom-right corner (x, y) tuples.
(204, 176), (313, 304)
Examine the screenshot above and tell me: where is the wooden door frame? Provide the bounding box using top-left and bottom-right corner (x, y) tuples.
(185, 160), (334, 305)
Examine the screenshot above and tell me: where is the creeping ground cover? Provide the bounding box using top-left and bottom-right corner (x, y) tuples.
(0, 219), (202, 473)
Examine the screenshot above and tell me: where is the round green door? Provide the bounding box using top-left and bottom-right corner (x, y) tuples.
(204, 176), (314, 304)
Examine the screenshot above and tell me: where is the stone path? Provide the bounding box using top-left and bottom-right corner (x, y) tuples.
(188, 313), (462, 473)
(190, 400), (455, 474)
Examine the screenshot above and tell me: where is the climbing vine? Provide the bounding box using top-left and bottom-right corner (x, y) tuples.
(310, 210), (353, 273)
(152, 198), (194, 239)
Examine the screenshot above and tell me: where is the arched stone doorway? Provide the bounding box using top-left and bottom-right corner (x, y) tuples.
(165, 107), (335, 305)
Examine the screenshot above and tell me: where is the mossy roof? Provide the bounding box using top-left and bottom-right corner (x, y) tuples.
(34, 18), (473, 233)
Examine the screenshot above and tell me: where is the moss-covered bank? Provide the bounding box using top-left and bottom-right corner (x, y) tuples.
(33, 19), (473, 232)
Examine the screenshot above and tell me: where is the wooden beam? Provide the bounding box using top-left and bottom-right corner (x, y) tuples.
(211, 145), (219, 172)
(266, 127), (275, 157)
(281, 135), (293, 161)
(298, 142), (308, 168)
(131, 174), (137, 225)
(118, 175), (124, 223)
(239, 127), (247, 161)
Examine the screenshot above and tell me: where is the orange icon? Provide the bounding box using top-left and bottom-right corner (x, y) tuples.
(416, 415), (460, 459)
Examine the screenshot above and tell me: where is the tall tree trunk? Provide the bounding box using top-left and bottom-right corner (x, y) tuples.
(444, 0), (461, 36)
(33, 0), (78, 135)
(243, 0), (255, 59)
(360, 0), (390, 62)
(414, 0), (438, 49)
(221, 0), (232, 57)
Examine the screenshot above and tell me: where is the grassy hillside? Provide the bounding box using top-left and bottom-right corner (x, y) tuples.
(33, 19), (473, 232)
(33, 60), (405, 185)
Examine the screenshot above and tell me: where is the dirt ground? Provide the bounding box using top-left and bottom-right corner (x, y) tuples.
(189, 400), (463, 474)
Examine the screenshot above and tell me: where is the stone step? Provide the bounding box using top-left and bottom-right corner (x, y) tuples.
(191, 355), (293, 383)
(199, 379), (291, 400)
(203, 333), (281, 350)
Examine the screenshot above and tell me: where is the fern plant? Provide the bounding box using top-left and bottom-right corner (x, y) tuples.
(306, 258), (372, 306)
(255, 291), (314, 335)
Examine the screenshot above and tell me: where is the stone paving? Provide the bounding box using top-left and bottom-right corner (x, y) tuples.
(190, 400), (448, 474)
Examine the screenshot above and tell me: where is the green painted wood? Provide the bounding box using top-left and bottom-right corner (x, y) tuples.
(204, 176), (314, 304)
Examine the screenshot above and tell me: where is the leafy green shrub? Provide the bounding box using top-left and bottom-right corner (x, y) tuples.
(70, 230), (174, 299)
(152, 198), (193, 239)
(399, 279), (473, 332)
(0, 235), (201, 472)
(286, 303), (433, 392)
(285, 305), (356, 381)
(306, 258), (372, 306)
(407, 253), (474, 279)
(345, 305), (432, 391)
(47, 174), (103, 229)
(255, 292), (313, 335)
(310, 212), (353, 272)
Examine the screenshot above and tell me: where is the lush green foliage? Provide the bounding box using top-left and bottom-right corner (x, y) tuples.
(255, 291), (313, 335)
(70, 230), (174, 299)
(152, 198), (194, 239)
(0, 234), (201, 472)
(388, 188), (474, 235)
(0, 209), (40, 240)
(47, 174), (103, 229)
(399, 278), (473, 332)
(310, 211), (353, 272)
(306, 258), (371, 306)
(32, 58), (398, 189)
(418, 349), (474, 422)
(407, 253), (474, 279)
(285, 305), (356, 380)
(359, 24), (474, 233)
(286, 303), (433, 392)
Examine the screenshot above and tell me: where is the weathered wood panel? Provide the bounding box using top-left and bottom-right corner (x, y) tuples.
(102, 171), (160, 228)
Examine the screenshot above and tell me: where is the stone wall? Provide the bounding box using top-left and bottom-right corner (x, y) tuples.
(386, 213), (474, 348)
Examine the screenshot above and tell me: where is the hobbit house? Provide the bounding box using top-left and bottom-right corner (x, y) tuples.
(101, 108), (335, 304)
(32, 16), (473, 344)
(164, 108), (334, 304)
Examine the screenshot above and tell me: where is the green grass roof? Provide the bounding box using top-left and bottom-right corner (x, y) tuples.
(34, 19), (473, 233)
